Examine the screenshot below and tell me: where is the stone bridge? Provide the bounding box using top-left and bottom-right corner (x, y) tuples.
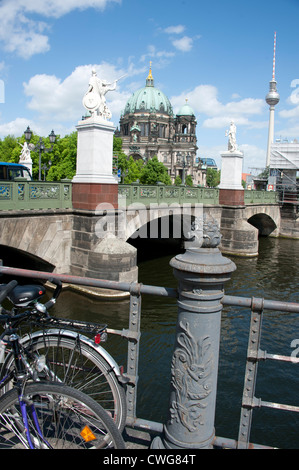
(0, 180), (294, 295)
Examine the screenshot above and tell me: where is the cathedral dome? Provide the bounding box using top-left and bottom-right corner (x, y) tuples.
(177, 100), (195, 117)
(122, 67), (173, 117)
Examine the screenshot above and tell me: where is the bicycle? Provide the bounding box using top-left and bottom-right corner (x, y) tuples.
(0, 278), (127, 431)
(0, 280), (126, 449)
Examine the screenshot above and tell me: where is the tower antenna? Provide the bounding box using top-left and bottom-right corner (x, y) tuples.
(265, 32), (280, 167)
(272, 31), (277, 81)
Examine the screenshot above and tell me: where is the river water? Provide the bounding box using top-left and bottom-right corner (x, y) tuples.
(51, 236), (299, 449)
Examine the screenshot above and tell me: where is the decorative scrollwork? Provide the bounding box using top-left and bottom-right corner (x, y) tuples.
(170, 320), (212, 432)
(30, 184), (59, 200)
(0, 184), (11, 200)
(185, 215), (222, 249)
(18, 184), (25, 200)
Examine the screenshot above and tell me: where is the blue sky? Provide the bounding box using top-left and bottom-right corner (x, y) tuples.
(0, 0), (298, 172)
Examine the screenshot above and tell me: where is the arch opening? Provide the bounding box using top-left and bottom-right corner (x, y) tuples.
(127, 214), (194, 262)
(0, 245), (54, 283)
(247, 213), (277, 237)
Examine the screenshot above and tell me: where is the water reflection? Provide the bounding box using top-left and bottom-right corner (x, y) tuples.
(51, 237), (299, 449)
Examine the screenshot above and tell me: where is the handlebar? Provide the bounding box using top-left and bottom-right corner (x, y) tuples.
(44, 278), (62, 310)
(0, 280), (18, 304)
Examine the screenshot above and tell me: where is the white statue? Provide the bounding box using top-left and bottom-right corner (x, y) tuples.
(225, 121), (237, 152)
(83, 69), (125, 120)
(18, 141), (33, 163)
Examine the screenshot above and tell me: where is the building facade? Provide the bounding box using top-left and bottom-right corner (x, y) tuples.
(116, 67), (206, 186)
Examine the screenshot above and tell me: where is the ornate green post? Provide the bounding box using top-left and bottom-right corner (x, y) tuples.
(152, 217), (236, 449)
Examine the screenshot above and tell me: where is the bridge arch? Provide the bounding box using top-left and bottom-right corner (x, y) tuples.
(247, 213), (277, 236)
(0, 213), (72, 274)
(123, 203), (204, 242)
(0, 245), (55, 272)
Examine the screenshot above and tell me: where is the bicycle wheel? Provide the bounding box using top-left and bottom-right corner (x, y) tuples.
(0, 382), (125, 449)
(2, 332), (127, 431)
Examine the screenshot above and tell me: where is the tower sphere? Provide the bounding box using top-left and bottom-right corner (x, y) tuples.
(266, 80), (280, 106)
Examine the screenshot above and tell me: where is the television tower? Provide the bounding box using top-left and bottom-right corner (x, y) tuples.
(265, 32), (280, 167)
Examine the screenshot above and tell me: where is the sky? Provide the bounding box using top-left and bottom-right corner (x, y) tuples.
(0, 0), (298, 173)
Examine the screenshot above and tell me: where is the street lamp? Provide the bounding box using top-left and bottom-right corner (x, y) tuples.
(24, 126), (32, 142)
(24, 126), (56, 180)
(177, 152), (191, 184)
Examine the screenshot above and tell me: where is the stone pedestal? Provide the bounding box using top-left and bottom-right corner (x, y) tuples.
(72, 115), (118, 210)
(70, 214), (138, 298)
(218, 150), (244, 206)
(69, 115), (136, 295)
(218, 150), (244, 191)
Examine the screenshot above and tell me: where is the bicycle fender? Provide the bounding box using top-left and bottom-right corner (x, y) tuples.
(20, 329), (124, 380)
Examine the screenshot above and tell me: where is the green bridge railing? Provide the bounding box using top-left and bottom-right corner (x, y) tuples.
(0, 180), (279, 211)
(118, 184), (220, 206)
(119, 184), (279, 207)
(0, 179), (72, 211)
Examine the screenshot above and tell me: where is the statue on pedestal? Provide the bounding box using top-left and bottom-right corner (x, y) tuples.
(225, 121), (237, 152)
(83, 69), (124, 120)
(18, 141), (33, 164)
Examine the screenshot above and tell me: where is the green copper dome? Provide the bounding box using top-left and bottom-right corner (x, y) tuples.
(123, 67), (173, 117)
(177, 100), (195, 117)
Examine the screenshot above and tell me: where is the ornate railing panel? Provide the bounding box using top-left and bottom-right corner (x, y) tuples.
(0, 179), (72, 211)
(118, 184), (220, 206)
(244, 189), (279, 204)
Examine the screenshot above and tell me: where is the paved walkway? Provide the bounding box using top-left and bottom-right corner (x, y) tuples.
(123, 427), (158, 449)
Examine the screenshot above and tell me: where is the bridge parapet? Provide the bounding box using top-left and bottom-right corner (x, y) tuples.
(0, 180), (280, 211)
(0, 179), (72, 211)
(118, 184), (220, 206)
(244, 189), (279, 204)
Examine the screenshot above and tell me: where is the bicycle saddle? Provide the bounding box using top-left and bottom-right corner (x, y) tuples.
(8, 285), (46, 307)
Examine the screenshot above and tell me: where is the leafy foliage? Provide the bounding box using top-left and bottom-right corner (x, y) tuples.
(0, 132), (78, 180)
(140, 156), (172, 185)
(206, 168), (221, 187)
(0, 133), (193, 186)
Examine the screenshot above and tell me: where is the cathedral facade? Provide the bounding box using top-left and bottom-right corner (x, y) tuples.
(116, 67), (206, 186)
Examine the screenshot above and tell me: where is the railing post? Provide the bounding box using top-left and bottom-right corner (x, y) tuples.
(152, 217), (236, 449)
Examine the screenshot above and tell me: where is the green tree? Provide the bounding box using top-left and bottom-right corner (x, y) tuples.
(0, 135), (21, 162)
(140, 156), (171, 185)
(46, 132), (77, 181)
(185, 175), (193, 187)
(206, 168), (220, 187)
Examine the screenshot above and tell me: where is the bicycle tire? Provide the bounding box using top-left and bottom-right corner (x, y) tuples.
(0, 382), (125, 449)
(2, 332), (127, 431)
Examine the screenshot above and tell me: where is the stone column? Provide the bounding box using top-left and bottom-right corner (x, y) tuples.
(72, 115), (118, 210)
(70, 114), (138, 295)
(218, 150), (244, 206)
(152, 217), (236, 449)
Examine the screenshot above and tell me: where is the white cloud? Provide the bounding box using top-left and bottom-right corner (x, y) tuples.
(23, 63), (130, 124)
(140, 45), (175, 67)
(171, 85), (266, 130)
(172, 36), (193, 52)
(277, 84), (299, 139)
(0, 0), (121, 58)
(197, 141), (267, 173)
(0, 117), (34, 138)
(164, 25), (185, 35)
(239, 144), (267, 171)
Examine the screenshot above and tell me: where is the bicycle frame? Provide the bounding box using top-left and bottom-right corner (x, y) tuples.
(0, 331), (53, 449)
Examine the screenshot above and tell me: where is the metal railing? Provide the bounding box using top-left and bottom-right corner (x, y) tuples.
(244, 189), (279, 204)
(276, 184), (299, 205)
(0, 179), (72, 211)
(0, 264), (298, 449)
(118, 184), (220, 206)
(0, 180), (281, 212)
